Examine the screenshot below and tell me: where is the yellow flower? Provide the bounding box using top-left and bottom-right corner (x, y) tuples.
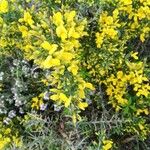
(71, 39), (80, 48)
(136, 88), (149, 97)
(64, 97), (71, 107)
(0, 137), (10, 150)
(56, 25), (67, 41)
(106, 16), (114, 25)
(64, 11), (76, 23)
(117, 71), (123, 79)
(41, 41), (58, 54)
(56, 51), (74, 62)
(18, 25), (28, 37)
(59, 93), (68, 101)
(113, 9), (119, 19)
(120, 0), (132, 5)
(50, 94), (59, 101)
(49, 44), (58, 54)
(68, 27), (80, 38)
(67, 63), (79, 75)
(59, 93), (71, 107)
(23, 11), (34, 26)
(106, 86), (114, 96)
(138, 11), (145, 19)
(61, 41), (74, 51)
(31, 97), (39, 109)
(131, 52), (138, 60)
(96, 32), (104, 48)
(117, 96), (128, 105)
(136, 108), (149, 115)
(76, 22), (88, 37)
(31, 97), (44, 110)
(41, 41), (51, 50)
(53, 12), (64, 26)
(103, 28), (118, 38)
(143, 27), (150, 34)
(140, 33), (145, 42)
(0, 0), (8, 13)
(78, 89), (85, 98)
(137, 6), (148, 20)
(77, 102), (88, 110)
(103, 140), (113, 150)
(85, 82), (95, 90)
(42, 56), (60, 68)
(133, 84), (141, 91)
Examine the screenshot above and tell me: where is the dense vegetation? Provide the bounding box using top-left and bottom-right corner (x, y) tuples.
(0, 0), (150, 149)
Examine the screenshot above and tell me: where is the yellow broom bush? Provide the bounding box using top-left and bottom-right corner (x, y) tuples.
(0, 0), (149, 149)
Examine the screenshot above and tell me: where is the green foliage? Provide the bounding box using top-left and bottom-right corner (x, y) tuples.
(0, 0), (149, 149)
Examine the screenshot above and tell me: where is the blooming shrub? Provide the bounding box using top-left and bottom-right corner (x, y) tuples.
(0, 0), (149, 149)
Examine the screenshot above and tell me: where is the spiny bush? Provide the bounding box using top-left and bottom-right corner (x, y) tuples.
(0, 0), (149, 149)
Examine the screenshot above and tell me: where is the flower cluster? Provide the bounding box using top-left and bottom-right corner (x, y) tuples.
(102, 139), (113, 150)
(105, 59), (150, 112)
(0, 0), (149, 149)
(0, 0), (8, 14)
(0, 125), (22, 149)
(18, 9), (95, 119)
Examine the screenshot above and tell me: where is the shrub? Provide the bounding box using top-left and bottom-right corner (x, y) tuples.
(0, 0), (149, 149)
